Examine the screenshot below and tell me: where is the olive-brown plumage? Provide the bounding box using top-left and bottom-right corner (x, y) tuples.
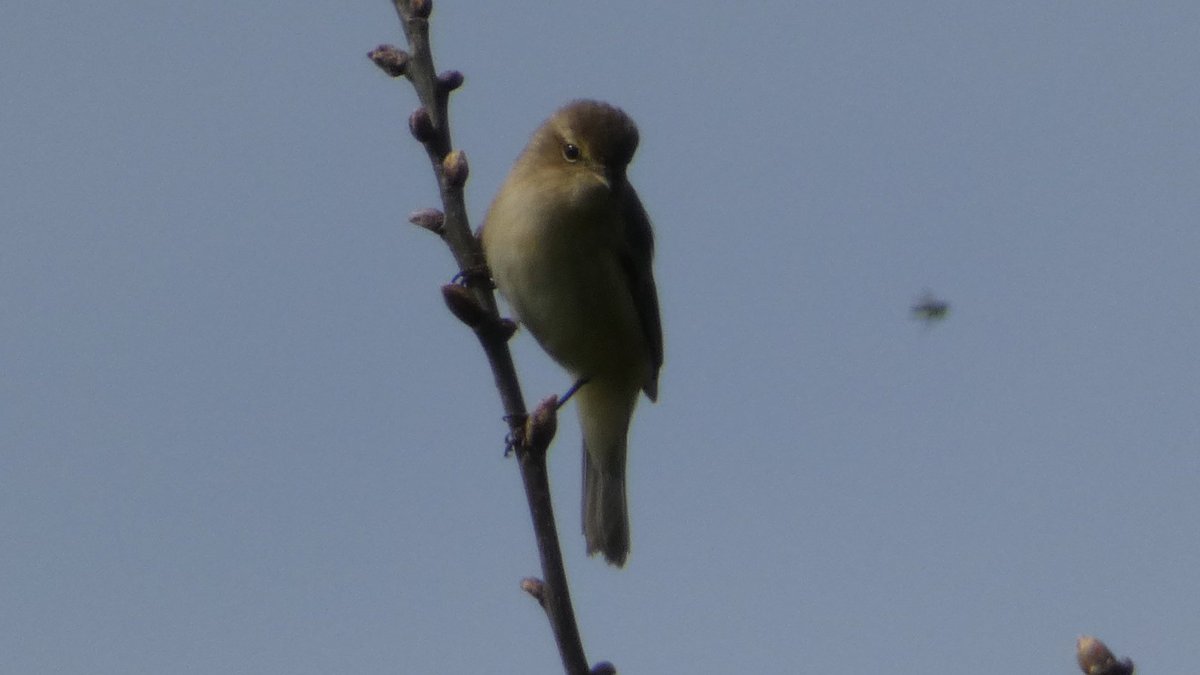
(481, 100), (662, 566)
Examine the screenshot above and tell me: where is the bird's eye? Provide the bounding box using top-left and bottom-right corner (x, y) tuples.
(562, 143), (581, 162)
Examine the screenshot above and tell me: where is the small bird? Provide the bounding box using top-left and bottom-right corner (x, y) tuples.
(481, 100), (663, 567)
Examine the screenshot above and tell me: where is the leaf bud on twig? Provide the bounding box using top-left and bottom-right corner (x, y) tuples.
(442, 150), (469, 187)
(367, 45), (409, 77)
(441, 283), (486, 329)
(408, 107), (436, 144)
(408, 208), (445, 235)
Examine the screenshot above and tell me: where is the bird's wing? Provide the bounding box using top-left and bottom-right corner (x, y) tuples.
(618, 186), (663, 401)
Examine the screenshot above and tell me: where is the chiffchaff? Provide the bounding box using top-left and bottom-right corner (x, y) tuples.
(481, 100), (662, 567)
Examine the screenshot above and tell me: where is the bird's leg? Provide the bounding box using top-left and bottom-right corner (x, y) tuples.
(557, 377), (591, 410)
(502, 412), (528, 457)
(451, 263), (494, 290)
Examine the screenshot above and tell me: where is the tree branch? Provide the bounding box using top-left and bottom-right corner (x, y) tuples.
(371, 2), (594, 672)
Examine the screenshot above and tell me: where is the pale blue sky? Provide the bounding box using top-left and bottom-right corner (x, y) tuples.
(3, 2), (1198, 673)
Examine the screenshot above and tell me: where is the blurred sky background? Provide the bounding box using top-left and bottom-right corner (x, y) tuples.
(3, 2), (1198, 673)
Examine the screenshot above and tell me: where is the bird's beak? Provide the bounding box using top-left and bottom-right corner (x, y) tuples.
(589, 163), (612, 191)
(601, 165), (627, 192)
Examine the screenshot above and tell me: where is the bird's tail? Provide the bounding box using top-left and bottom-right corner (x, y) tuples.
(583, 441), (628, 566)
(577, 380), (637, 567)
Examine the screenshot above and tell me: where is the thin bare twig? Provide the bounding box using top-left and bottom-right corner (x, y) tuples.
(372, 2), (592, 673)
